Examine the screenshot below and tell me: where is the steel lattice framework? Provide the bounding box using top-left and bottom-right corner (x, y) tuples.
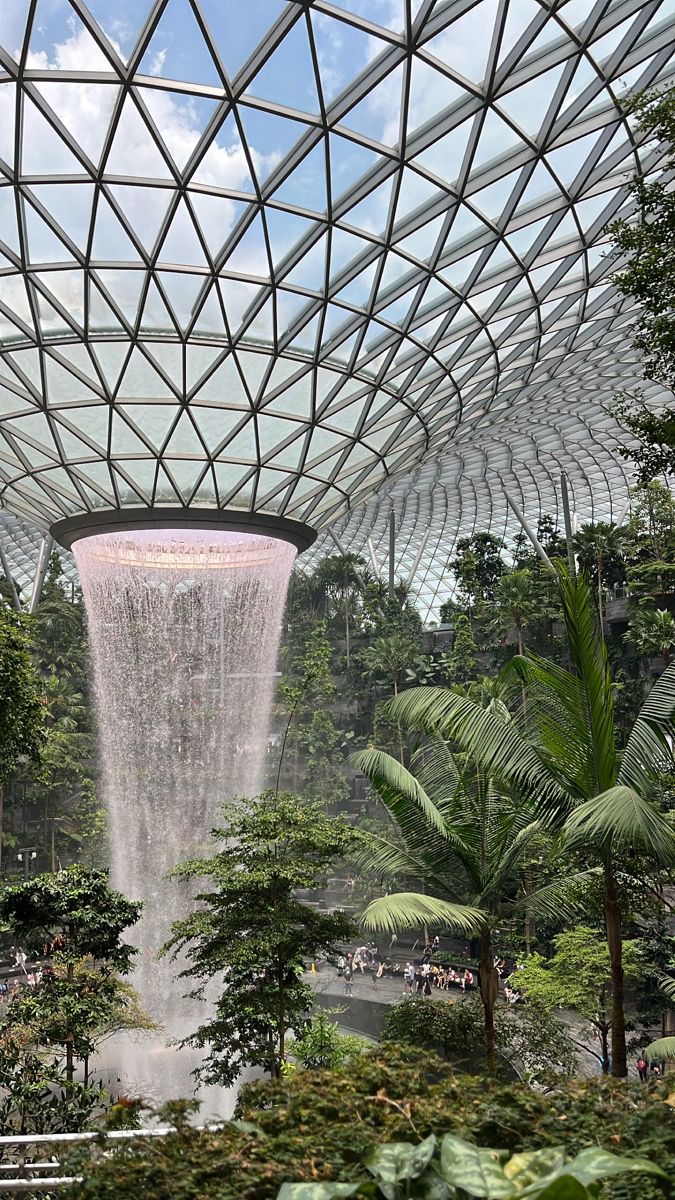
(0, 0), (674, 613)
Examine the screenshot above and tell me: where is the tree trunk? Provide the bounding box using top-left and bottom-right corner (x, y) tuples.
(479, 926), (499, 1079)
(345, 596), (351, 671)
(603, 859), (627, 1077)
(516, 619), (524, 658)
(65, 960), (75, 1084)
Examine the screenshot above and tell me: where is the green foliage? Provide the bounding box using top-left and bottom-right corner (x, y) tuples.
(446, 614), (477, 683)
(0, 1036), (106, 1134)
(0, 606), (44, 782)
(163, 790), (357, 1087)
(279, 1134), (666, 1200)
(627, 608), (675, 663)
(381, 995), (577, 1086)
(65, 1046), (675, 1200)
(611, 89), (675, 392)
(450, 535), (506, 608)
(0, 865), (142, 1081)
(289, 1010), (370, 1070)
(478, 569), (556, 656)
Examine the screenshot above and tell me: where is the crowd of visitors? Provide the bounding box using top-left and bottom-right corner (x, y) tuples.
(334, 938), (529, 1005)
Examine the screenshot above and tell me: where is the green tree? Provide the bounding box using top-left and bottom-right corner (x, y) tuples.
(514, 927), (641, 1074)
(0, 607), (45, 873)
(611, 89), (675, 392)
(450, 533), (506, 613)
(0, 865), (142, 1084)
(353, 717), (574, 1077)
(360, 632), (419, 698)
(573, 522), (626, 628)
(445, 614), (477, 683)
(163, 791), (356, 1087)
(288, 1010), (369, 1070)
(385, 568), (675, 1077)
(627, 608), (675, 666)
(480, 568), (556, 656)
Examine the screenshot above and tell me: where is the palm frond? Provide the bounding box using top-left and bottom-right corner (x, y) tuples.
(485, 819), (543, 896)
(619, 662), (675, 792)
(518, 870), (601, 924)
(353, 747), (449, 839)
(388, 687), (569, 820)
(556, 567), (618, 793)
(411, 736), (460, 805)
(359, 892), (484, 935)
(644, 1036), (675, 1062)
(350, 831), (447, 892)
(564, 785), (675, 864)
(657, 974), (675, 1003)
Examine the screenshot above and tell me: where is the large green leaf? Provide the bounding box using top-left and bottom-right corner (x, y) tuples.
(388, 688), (568, 820)
(353, 748), (450, 841)
(276, 1185), (361, 1199)
(644, 1035), (675, 1061)
(439, 1135), (511, 1197)
(365, 1135), (437, 1193)
(564, 785), (675, 863)
(657, 974), (675, 1002)
(619, 661), (675, 792)
(559, 1147), (667, 1186)
(359, 892), (484, 935)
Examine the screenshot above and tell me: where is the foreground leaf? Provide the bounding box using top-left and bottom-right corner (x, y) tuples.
(277, 1185), (363, 1199)
(439, 1135), (511, 1197)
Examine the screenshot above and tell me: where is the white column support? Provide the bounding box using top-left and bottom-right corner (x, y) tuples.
(405, 528), (430, 588)
(29, 535), (54, 614)
(366, 535), (381, 576)
(503, 489), (555, 573)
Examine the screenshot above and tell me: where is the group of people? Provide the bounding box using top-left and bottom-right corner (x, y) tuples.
(403, 960), (475, 996)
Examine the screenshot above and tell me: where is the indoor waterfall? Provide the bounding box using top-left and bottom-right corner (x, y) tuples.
(73, 528), (296, 1115)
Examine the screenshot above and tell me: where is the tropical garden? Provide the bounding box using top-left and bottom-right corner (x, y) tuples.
(0, 86), (673, 1198)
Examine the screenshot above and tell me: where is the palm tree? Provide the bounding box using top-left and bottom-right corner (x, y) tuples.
(573, 522), (625, 628)
(627, 608), (675, 666)
(352, 698), (577, 1076)
(481, 568), (556, 656)
(386, 569), (675, 1077)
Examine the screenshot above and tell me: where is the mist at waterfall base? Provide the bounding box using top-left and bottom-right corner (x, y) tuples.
(73, 529), (296, 1116)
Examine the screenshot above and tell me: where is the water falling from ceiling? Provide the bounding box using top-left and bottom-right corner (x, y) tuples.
(73, 528), (296, 1114)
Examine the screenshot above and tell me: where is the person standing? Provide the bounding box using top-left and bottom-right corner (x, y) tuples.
(403, 962), (415, 993)
(636, 1056), (648, 1082)
(344, 964), (353, 996)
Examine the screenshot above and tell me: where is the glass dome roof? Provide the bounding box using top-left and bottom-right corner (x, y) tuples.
(0, 0), (673, 548)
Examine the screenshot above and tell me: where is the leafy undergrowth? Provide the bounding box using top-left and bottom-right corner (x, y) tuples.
(66, 1046), (675, 1200)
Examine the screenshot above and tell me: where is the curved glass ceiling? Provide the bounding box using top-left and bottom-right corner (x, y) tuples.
(0, 0), (673, 539)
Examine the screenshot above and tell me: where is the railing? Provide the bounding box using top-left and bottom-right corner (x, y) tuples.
(0, 1127), (207, 1193)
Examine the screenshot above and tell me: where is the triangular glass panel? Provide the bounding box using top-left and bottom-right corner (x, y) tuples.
(342, 176), (394, 237)
(281, 231), (327, 288)
(30, 184), (94, 253)
(189, 403), (242, 454)
(546, 132), (602, 189)
(66, 405), (110, 451)
(242, 294), (275, 343)
(341, 65), (403, 145)
(158, 199), (208, 268)
(238, 105), (308, 183)
(24, 206), (71, 264)
(138, 0), (222, 87)
(109, 184), (173, 254)
(56, 425), (98, 460)
(395, 168), (442, 224)
(165, 458), (208, 502)
(35, 81), (120, 167)
(286, 311), (320, 353)
(271, 138), (328, 212)
(91, 194), (140, 262)
(515, 161), (559, 211)
(256, 412), (301, 458)
(265, 208), (318, 271)
(45, 355), (97, 403)
(472, 170), (522, 222)
(27, 0), (111, 70)
(189, 193), (251, 260)
(223, 212), (269, 277)
(497, 65), (566, 137)
(219, 419), (257, 461)
(267, 371), (312, 420)
(105, 96), (172, 178)
(247, 16), (320, 115)
(408, 57), (463, 133)
(140, 88), (220, 172)
(190, 111), (255, 193)
(472, 109), (528, 169)
(90, 343), (128, 393)
(235, 349), (271, 400)
(191, 281), (228, 338)
(1, 0), (31, 63)
(97, 269), (146, 327)
(193, 354), (249, 406)
(144, 341), (182, 389)
(36, 291), (72, 336)
(413, 120), (472, 184)
(117, 347), (173, 398)
(87, 281), (128, 334)
(154, 462), (183, 504)
(255, 466), (288, 504)
(396, 213), (446, 262)
(329, 133), (382, 202)
(424, 0), (499, 83)
(83, 0), (147, 63)
(70, 457), (115, 497)
(191, 468), (217, 505)
(310, 9), (375, 104)
(197, 0), (286, 79)
(329, 227), (373, 281)
(498, 0), (544, 64)
(117, 402), (177, 452)
(186, 344), (224, 394)
(22, 97), (83, 175)
(164, 410), (205, 458)
(0, 186), (20, 254)
(0, 83), (15, 165)
(111, 411), (153, 455)
(275, 291), (312, 339)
